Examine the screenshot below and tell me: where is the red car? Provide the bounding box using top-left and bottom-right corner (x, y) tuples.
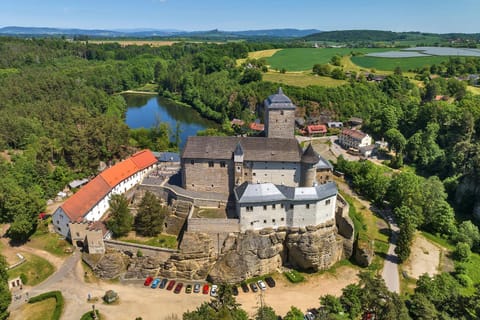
(202, 284), (209, 294)
(174, 282), (183, 294)
(166, 280), (176, 290)
(144, 276), (154, 286)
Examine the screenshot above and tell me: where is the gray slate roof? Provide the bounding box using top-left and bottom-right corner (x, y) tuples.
(235, 181), (337, 204)
(315, 155), (334, 170)
(182, 136), (302, 162)
(301, 144), (320, 164)
(264, 87), (296, 110)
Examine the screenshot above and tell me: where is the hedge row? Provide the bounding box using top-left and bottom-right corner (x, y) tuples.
(28, 290), (64, 320)
(283, 270), (305, 283)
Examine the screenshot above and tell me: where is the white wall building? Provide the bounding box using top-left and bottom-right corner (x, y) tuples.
(338, 129), (372, 150)
(52, 150), (157, 239)
(234, 182), (337, 232)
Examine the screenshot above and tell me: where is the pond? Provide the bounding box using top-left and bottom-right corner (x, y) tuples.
(124, 94), (217, 149)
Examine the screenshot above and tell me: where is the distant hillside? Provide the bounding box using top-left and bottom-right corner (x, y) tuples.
(304, 29), (426, 42)
(0, 26), (320, 39)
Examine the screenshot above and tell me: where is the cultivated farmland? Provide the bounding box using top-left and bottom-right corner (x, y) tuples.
(267, 48), (393, 71)
(351, 55), (452, 71)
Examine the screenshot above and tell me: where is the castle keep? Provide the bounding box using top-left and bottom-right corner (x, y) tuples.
(181, 88), (338, 231)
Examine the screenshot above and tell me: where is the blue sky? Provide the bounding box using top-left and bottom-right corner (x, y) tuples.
(0, 0), (479, 33)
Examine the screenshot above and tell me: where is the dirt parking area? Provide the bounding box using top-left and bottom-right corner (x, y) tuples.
(403, 233), (441, 279)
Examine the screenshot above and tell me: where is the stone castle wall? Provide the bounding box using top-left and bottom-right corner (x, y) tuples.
(266, 109), (295, 139)
(183, 159), (233, 194)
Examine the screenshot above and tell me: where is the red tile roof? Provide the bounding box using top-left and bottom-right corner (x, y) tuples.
(100, 159), (138, 188)
(307, 124), (327, 135)
(60, 149), (157, 222)
(249, 122), (265, 131)
(130, 149), (158, 171)
(61, 175), (111, 222)
(341, 129), (367, 140)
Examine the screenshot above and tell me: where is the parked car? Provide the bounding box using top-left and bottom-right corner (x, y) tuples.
(193, 283), (201, 293)
(304, 311), (315, 320)
(232, 285), (239, 296)
(151, 278), (161, 289)
(144, 276), (153, 286)
(174, 282), (183, 294)
(265, 276), (276, 288)
(159, 278), (168, 289)
(210, 284), (218, 297)
(167, 280), (176, 290)
(249, 282), (258, 292)
(186, 284), (192, 294)
(257, 280), (267, 291)
(240, 282), (249, 293)
(202, 284), (210, 294)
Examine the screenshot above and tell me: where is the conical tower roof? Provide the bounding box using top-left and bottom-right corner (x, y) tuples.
(264, 87), (295, 110)
(301, 143), (320, 164)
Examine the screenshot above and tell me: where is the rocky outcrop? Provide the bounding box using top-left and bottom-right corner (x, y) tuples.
(84, 250), (129, 279)
(124, 256), (165, 279)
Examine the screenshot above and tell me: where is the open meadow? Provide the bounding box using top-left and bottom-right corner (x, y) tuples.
(266, 47), (394, 71)
(263, 71), (346, 87)
(351, 55), (452, 71)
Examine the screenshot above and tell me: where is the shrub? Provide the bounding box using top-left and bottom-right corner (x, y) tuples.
(28, 290), (64, 320)
(20, 273), (28, 285)
(456, 273), (473, 287)
(283, 270), (305, 283)
(454, 242), (471, 262)
(136, 249), (143, 257)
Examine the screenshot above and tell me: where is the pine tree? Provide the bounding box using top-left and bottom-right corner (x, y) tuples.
(106, 194), (133, 237)
(134, 191), (165, 236)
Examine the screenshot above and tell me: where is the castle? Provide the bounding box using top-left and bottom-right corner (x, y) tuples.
(181, 88), (338, 231)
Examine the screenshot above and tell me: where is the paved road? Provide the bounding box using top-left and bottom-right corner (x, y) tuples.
(380, 214), (400, 293)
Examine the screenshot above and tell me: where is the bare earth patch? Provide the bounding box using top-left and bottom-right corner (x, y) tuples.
(403, 233), (441, 279)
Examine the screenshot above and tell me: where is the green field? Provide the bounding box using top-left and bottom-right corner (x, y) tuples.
(267, 48), (393, 71)
(8, 253), (55, 286)
(351, 55), (451, 71)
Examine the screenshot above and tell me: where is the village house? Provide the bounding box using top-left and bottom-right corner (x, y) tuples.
(338, 128), (372, 150)
(52, 150), (157, 239)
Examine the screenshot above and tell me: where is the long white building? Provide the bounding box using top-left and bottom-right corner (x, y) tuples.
(52, 150), (157, 239)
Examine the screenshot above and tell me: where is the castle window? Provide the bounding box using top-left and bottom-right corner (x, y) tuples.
(191, 184), (195, 187)
(281, 217), (284, 221)
(280, 203), (284, 209)
(306, 204), (310, 209)
(208, 161), (214, 167)
(220, 161), (226, 167)
(326, 199), (331, 205)
(237, 166), (241, 172)
(290, 204), (294, 209)
(272, 204), (276, 209)
(264, 220), (267, 224)
(251, 222), (254, 226)
(253, 172), (256, 176)
(280, 110), (284, 115)
(263, 205), (267, 210)
(244, 172), (248, 176)
(211, 184), (214, 188)
(56, 220), (59, 225)
(76, 232), (80, 237)
(272, 219), (276, 223)
(246, 206), (253, 212)
(190, 160), (195, 165)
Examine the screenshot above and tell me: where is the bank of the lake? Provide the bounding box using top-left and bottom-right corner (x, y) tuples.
(124, 93), (218, 149)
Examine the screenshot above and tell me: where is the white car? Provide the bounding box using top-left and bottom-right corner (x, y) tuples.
(210, 284), (218, 297)
(257, 280), (267, 291)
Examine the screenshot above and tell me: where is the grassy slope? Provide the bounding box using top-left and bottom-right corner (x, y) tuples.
(16, 298), (57, 320)
(263, 71), (346, 87)
(267, 48), (394, 71)
(8, 252), (55, 286)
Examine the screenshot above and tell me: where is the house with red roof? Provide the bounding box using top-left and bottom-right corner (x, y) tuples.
(52, 150), (157, 239)
(307, 124), (327, 136)
(338, 129), (372, 150)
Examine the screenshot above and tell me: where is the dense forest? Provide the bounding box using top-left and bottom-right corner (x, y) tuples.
(2, 36), (480, 318)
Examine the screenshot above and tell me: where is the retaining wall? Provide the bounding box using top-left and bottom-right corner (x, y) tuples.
(104, 239), (178, 260)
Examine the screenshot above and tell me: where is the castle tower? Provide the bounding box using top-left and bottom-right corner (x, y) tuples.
(264, 87), (296, 139)
(300, 144), (320, 187)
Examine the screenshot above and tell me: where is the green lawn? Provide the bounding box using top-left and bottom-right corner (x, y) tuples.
(119, 234), (178, 249)
(8, 252), (55, 286)
(267, 48), (393, 71)
(17, 298), (57, 320)
(29, 227), (73, 257)
(351, 55), (451, 72)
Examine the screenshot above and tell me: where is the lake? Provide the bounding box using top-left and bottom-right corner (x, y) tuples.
(124, 94), (217, 149)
